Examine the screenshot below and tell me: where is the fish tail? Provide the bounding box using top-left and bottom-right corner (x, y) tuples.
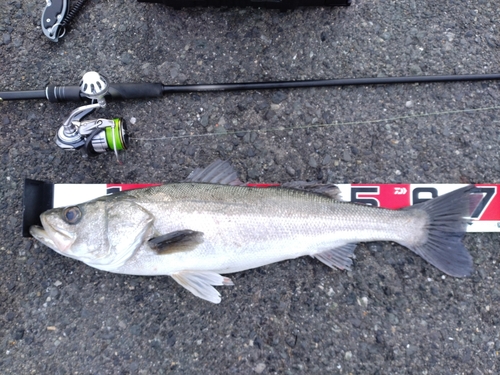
(403, 185), (475, 277)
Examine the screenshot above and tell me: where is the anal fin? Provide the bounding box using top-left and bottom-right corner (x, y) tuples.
(171, 271), (234, 304)
(313, 243), (358, 271)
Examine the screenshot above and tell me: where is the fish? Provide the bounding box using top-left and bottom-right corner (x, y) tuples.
(30, 160), (475, 303)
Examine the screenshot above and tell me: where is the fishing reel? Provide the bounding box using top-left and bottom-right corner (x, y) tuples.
(56, 72), (129, 159)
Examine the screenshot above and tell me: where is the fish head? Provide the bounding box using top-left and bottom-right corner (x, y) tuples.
(30, 200), (115, 266)
(30, 197), (155, 271)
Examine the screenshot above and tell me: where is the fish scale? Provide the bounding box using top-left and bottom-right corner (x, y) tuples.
(128, 182), (421, 257)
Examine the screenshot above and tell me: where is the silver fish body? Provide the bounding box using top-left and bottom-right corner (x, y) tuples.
(30, 163), (474, 303)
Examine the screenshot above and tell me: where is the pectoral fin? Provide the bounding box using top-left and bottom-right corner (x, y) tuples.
(313, 243), (358, 271)
(171, 271), (234, 304)
(148, 230), (204, 254)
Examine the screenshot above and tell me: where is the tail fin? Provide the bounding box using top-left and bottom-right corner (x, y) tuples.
(405, 185), (475, 277)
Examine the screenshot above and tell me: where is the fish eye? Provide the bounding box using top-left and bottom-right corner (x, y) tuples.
(63, 206), (82, 225)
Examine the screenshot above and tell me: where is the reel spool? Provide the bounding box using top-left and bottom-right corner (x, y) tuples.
(83, 118), (129, 157)
(56, 72), (129, 160)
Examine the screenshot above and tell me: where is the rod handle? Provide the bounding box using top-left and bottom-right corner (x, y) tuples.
(46, 85), (82, 102)
(45, 83), (164, 102)
(107, 83), (164, 100)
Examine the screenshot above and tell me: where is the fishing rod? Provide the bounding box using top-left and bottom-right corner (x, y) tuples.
(2, 71), (500, 158)
(3, 73), (500, 103)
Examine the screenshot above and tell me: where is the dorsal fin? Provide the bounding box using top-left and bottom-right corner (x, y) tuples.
(185, 160), (340, 200)
(281, 181), (341, 200)
(185, 159), (244, 185)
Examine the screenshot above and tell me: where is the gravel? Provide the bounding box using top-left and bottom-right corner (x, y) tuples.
(1, 0), (499, 374)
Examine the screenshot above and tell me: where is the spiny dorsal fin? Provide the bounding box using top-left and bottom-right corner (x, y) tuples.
(185, 159), (244, 185)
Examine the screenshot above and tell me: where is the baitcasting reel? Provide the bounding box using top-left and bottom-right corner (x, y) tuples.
(56, 72), (129, 160)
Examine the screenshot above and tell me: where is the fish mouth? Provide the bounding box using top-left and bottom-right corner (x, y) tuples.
(30, 217), (76, 253)
(30, 225), (59, 251)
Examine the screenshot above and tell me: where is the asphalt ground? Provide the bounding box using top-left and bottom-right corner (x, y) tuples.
(1, 0), (499, 374)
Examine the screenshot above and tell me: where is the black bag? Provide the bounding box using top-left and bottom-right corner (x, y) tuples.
(137, 0), (351, 10)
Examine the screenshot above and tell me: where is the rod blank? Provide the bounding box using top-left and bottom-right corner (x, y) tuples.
(161, 74), (500, 93)
(2, 73), (500, 102)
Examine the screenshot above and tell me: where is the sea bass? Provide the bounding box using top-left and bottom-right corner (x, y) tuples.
(30, 161), (474, 303)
